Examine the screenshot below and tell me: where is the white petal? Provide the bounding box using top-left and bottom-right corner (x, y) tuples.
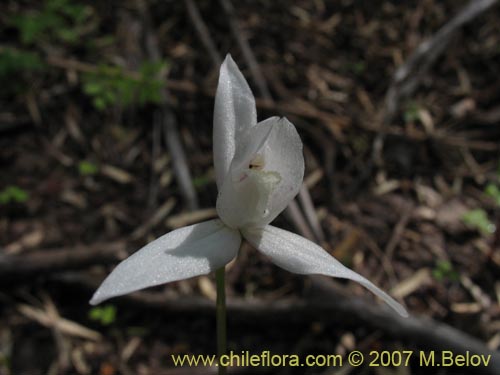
(243, 225), (408, 317)
(213, 54), (257, 189)
(256, 117), (303, 224)
(90, 220), (241, 305)
(229, 116), (278, 175)
(216, 117), (304, 229)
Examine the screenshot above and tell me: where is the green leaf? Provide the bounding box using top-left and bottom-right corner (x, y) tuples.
(10, 0), (91, 46)
(351, 61), (365, 75)
(0, 186), (29, 204)
(78, 161), (98, 176)
(83, 82), (102, 95)
(89, 306), (102, 320)
(56, 28), (78, 43)
(432, 260), (459, 282)
(0, 48), (44, 76)
(193, 175), (211, 189)
(89, 305), (117, 326)
(100, 305), (117, 325)
(462, 209), (495, 235)
(485, 183), (500, 206)
(81, 60), (167, 110)
(10, 186), (29, 202)
(404, 102), (420, 123)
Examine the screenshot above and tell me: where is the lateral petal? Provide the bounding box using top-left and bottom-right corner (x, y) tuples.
(254, 117), (304, 225)
(243, 225), (408, 317)
(213, 54), (257, 189)
(216, 117), (304, 229)
(90, 220), (241, 305)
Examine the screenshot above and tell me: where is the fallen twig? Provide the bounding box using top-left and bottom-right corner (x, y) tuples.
(55, 273), (500, 375)
(283, 200), (316, 241)
(18, 303), (101, 341)
(148, 120), (162, 208)
(184, 0), (222, 67)
(298, 184), (325, 243)
(384, 0), (499, 122)
(385, 202), (414, 260)
(138, 1), (199, 211)
(218, 0), (272, 101)
(158, 109), (199, 211)
(0, 242), (125, 283)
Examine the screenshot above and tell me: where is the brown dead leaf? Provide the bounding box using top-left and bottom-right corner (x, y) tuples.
(101, 165), (134, 184)
(435, 199), (469, 235)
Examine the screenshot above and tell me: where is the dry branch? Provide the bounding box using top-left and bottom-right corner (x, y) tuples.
(0, 242), (125, 283)
(184, 0), (222, 67)
(218, 0), (272, 101)
(3, 240), (499, 373)
(56, 273), (500, 375)
(18, 303), (102, 341)
(385, 0), (499, 122)
(138, 1), (199, 211)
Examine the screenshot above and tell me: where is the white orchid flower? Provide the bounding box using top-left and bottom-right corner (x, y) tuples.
(90, 55), (407, 317)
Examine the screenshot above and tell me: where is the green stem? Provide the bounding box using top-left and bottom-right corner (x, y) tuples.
(216, 266), (227, 375)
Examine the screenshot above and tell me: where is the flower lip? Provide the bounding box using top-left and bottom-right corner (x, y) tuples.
(216, 116), (304, 229)
(248, 154), (265, 170)
(216, 166), (282, 230)
(229, 117), (276, 181)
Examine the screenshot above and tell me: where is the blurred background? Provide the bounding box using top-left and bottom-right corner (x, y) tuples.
(1, 0), (500, 374)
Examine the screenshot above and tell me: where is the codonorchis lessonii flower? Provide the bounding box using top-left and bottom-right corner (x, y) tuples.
(90, 55), (408, 317)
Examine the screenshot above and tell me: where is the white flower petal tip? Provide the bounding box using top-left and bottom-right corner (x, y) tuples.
(89, 219), (241, 305)
(243, 225), (409, 318)
(213, 54), (257, 189)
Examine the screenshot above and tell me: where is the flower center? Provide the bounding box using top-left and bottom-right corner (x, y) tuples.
(237, 153), (281, 223)
(248, 154), (265, 170)
(217, 151), (282, 229)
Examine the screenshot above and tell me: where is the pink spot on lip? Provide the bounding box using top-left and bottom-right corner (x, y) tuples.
(239, 173), (248, 182)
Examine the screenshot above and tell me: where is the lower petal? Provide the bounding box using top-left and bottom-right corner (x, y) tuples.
(243, 225), (408, 317)
(90, 219), (241, 305)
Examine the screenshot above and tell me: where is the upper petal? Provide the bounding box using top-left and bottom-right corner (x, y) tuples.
(243, 225), (408, 317)
(213, 54), (257, 189)
(216, 117), (304, 229)
(90, 219), (241, 305)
